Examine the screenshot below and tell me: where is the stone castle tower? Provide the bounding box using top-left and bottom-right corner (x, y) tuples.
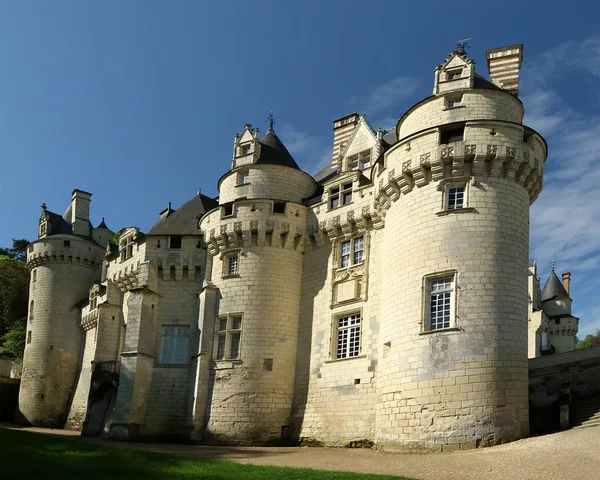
(20, 190), (111, 427)
(21, 44), (552, 450)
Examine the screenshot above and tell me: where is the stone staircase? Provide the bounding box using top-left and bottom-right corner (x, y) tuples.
(572, 396), (600, 428)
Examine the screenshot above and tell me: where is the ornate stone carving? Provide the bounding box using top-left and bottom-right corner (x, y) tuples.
(266, 221), (274, 231)
(347, 211), (355, 222)
(465, 145), (476, 155)
(388, 168), (395, 179)
(441, 146), (454, 158)
(210, 229), (215, 238)
(333, 215), (341, 227)
(220, 225), (227, 234)
(506, 147), (516, 158)
(250, 220), (258, 231)
(362, 205), (370, 216)
(281, 222), (290, 233)
(234, 222), (242, 232)
(402, 160), (412, 172)
(319, 220), (327, 231)
(420, 152), (431, 165)
(487, 144), (498, 155)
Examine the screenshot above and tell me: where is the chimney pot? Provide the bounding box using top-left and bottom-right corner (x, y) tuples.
(486, 44), (523, 96)
(562, 272), (571, 295)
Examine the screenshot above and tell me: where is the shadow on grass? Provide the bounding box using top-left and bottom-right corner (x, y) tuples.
(0, 428), (416, 480)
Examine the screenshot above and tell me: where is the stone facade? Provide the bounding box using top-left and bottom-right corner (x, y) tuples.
(21, 44), (559, 450)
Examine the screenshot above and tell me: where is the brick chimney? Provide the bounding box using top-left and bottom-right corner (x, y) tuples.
(332, 113), (359, 168)
(486, 45), (523, 96)
(71, 189), (92, 237)
(562, 272), (571, 295)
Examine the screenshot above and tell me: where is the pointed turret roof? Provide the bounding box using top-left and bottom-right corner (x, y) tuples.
(148, 192), (219, 236)
(256, 128), (300, 170)
(97, 217), (110, 230)
(541, 270), (570, 302)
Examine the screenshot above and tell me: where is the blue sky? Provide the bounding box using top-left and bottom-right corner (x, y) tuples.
(1, 1), (599, 335)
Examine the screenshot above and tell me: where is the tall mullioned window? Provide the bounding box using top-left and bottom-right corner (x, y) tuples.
(428, 276), (455, 330)
(215, 314), (242, 360)
(335, 313), (361, 359)
(347, 149), (371, 171)
(160, 325), (190, 364)
(329, 182), (353, 209)
(340, 236), (364, 268)
(226, 254), (239, 276)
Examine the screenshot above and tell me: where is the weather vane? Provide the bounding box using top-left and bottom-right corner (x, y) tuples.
(456, 38), (472, 54)
(266, 111), (275, 131)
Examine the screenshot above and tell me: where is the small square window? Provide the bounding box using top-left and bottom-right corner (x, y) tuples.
(446, 70), (462, 81)
(223, 204), (234, 217)
(335, 313), (361, 359)
(215, 314), (243, 360)
(63, 240), (71, 247)
(273, 202), (286, 214)
(329, 182), (353, 210)
(169, 236), (182, 249)
(240, 144), (251, 156)
(347, 149), (371, 171)
(160, 325), (190, 364)
(440, 125), (465, 144)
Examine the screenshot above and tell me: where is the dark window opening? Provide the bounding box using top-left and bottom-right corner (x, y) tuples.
(170, 236), (182, 249)
(63, 240), (71, 247)
(440, 126), (465, 144)
(223, 204), (233, 217)
(273, 202), (286, 214)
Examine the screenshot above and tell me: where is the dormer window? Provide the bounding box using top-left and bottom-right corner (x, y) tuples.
(446, 95), (463, 109)
(347, 149), (371, 171)
(446, 69), (462, 81)
(239, 144), (251, 156)
(39, 222), (47, 237)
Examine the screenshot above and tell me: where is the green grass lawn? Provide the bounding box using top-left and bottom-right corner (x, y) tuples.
(0, 428), (415, 480)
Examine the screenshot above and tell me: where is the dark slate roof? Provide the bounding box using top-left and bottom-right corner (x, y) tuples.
(46, 210), (73, 235)
(256, 128), (300, 170)
(148, 192), (219, 236)
(541, 271), (571, 302)
(473, 73), (503, 92)
(97, 217), (110, 229)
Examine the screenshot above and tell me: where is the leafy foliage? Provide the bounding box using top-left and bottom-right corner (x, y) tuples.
(575, 330), (600, 350)
(0, 242), (30, 339)
(2, 317), (26, 359)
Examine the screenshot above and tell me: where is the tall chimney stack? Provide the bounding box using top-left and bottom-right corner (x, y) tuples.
(486, 44), (523, 96)
(332, 113), (359, 169)
(562, 272), (571, 295)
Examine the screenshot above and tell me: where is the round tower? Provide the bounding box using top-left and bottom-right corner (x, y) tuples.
(20, 196), (106, 427)
(374, 47), (546, 450)
(199, 123), (317, 443)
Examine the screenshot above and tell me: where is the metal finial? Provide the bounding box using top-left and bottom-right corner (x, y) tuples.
(41, 203), (47, 210)
(551, 259), (555, 272)
(456, 38), (472, 54)
(267, 111), (275, 131)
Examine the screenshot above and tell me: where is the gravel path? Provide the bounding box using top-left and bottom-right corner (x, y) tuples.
(3, 424), (599, 479)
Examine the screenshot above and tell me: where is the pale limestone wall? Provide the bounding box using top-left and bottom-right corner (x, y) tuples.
(219, 164), (316, 204)
(21, 236), (104, 427)
(294, 226), (383, 445)
(398, 90), (524, 139)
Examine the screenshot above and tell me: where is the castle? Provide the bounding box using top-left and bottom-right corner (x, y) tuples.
(19, 44), (579, 450)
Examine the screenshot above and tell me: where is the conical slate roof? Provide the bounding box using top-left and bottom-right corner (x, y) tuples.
(541, 271), (570, 302)
(97, 217), (110, 230)
(256, 128), (300, 170)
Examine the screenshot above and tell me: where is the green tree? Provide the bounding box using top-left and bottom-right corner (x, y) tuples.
(0, 238), (29, 263)
(0, 239), (30, 340)
(2, 317), (26, 359)
(575, 331), (600, 350)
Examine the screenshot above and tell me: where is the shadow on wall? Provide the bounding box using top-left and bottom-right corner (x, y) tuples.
(290, 208), (331, 441)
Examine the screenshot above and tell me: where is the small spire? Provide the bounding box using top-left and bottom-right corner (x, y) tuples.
(197, 188), (201, 196)
(41, 203), (47, 210)
(551, 259), (555, 272)
(168, 201), (172, 210)
(266, 111), (275, 132)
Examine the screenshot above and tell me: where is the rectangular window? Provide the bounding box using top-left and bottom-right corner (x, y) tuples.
(329, 182), (353, 210)
(427, 275), (455, 331)
(446, 70), (462, 81)
(440, 125), (465, 144)
(32, 270), (37, 282)
(335, 313), (361, 359)
(226, 254), (239, 276)
(237, 170), (250, 185)
(27, 331), (32, 344)
(160, 325), (190, 364)
(447, 186), (465, 210)
(446, 95), (463, 108)
(223, 204), (234, 217)
(215, 314), (243, 360)
(239, 144), (251, 156)
(339, 236), (364, 268)
(273, 201), (286, 214)
(169, 236), (182, 249)
(63, 240), (71, 247)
